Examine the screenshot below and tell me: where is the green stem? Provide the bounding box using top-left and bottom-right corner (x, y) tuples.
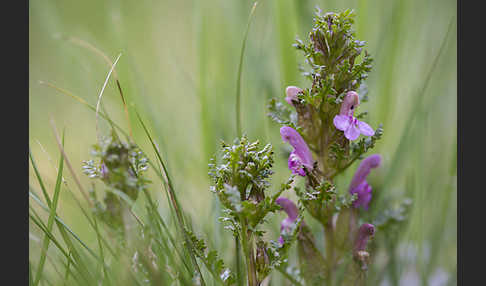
(240, 222), (258, 286)
(324, 221), (335, 285)
(236, 237), (243, 286)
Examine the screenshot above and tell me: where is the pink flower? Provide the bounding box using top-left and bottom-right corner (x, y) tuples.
(276, 197), (299, 245)
(285, 86), (302, 106)
(333, 91), (374, 141)
(354, 223), (375, 253)
(349, 154), (382, 210)
(280, 126), (314, 176)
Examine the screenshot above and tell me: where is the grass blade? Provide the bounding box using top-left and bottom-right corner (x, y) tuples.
(29, 260), (34, 286)
(38, 81), (130, 140)
(33, 130), (65, 286)
(96, 53), (122, 141)
(29, 150), (52, 207)
(93, 217), (112, 286)
(236, 1), (258, 137)
(135, 110), (206, 285)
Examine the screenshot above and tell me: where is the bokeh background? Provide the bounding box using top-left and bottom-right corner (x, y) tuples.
(29, 0), (456, 285)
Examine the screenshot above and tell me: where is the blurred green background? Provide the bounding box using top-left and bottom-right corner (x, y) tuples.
(29, 0), (456, 284)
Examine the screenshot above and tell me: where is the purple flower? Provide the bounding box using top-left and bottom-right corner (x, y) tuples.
(285, 86), (302, 106)
(280, 126), (314, 176)
(349, 154), (381, 210)
(100, 162), (109, 179)
(333, 91), (374, 141)
(276, 197), (299, 245)
(353, 223), (375, 253)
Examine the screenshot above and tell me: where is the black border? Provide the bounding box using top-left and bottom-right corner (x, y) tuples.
(458, 0), (485, 284)
(4, 0), (28, 284)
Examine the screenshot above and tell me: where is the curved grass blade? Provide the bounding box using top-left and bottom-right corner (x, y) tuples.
(67, 37), (133, 138)
(234, 4), (258, 284)
(38, 81), (130, 140)
(96, 53), (122, 142)
(236, 1), (258, 137)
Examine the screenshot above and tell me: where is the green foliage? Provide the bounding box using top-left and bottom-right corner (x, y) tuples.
(373, 198), (413, 232)
(209, 136), (275, 219)
(82, 130), (150, 233)
(294, 179), (356, 227)
(209, 136), (295, 285)
(266, 217), (302, 269)
(267, 98), (297, 128)
(187, 230), (236, 285)
(295, 8), (373, 98)
(83, 130), (150, 201)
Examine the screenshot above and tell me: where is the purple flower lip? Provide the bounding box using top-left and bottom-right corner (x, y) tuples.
(285, 86), (302, 106)
(349, 154), (382, 210)
(354, 223), (375, 253)
(333, 91), (374, 141)
(276, 197), (299, 245)
(280, 126), (314, 176)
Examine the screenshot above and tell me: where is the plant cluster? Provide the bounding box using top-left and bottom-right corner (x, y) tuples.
(207, 8), (411, 286)
(83, 130), (150, 238)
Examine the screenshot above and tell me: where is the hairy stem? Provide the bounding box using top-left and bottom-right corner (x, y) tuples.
(241, 222), (258, 286)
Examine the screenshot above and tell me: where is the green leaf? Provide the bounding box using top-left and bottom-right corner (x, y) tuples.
(187, 230), (235, 285)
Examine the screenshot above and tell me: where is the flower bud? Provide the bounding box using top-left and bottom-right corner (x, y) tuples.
(353, 223), (375, 254)
(339, 91), (360, 116)
(285, 86), (302, 106)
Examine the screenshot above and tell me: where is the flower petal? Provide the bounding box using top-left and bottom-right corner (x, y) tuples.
(288, 152), (306, 176)
(280, 126), (314, 169)
(333, 115), (351, 131)
(276, 197), (300, 245)
(351, 181), (372, 209)
(339, 91), (360, 116)
(344, 123), (360, 140)
(348, 154), (382, 193)
(354, 223), (375, 253)
(285, 86), (302, 106)
(357, 120), (375, 136)
(276, 197), (299, 220)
